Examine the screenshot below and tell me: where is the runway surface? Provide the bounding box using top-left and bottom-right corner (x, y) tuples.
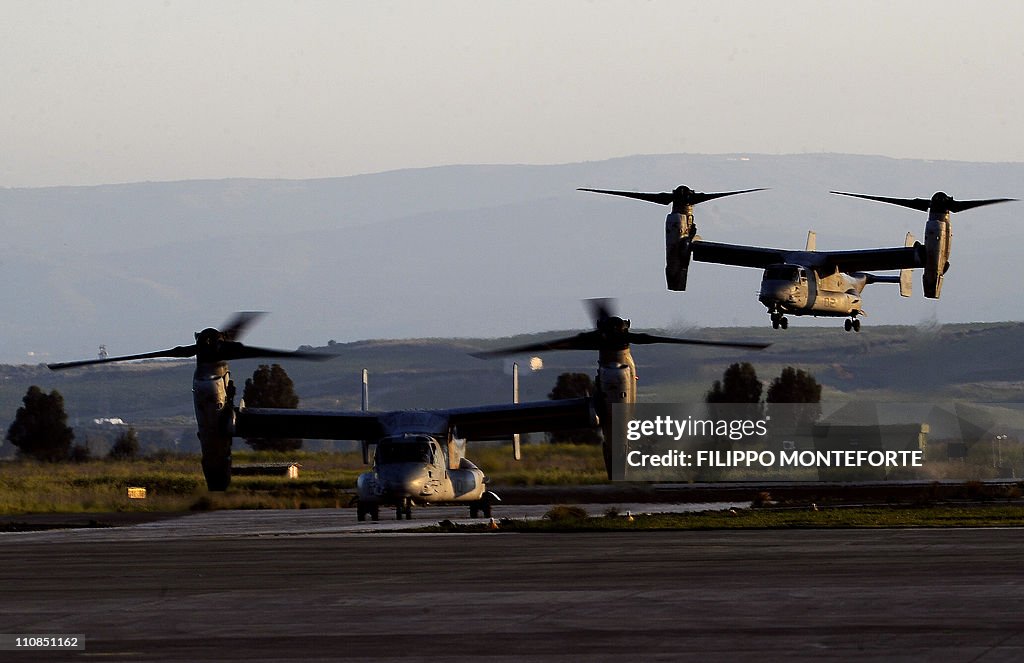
(1, 507), (1022, 662)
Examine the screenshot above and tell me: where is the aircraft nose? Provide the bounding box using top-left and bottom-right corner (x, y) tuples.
(377, 465), (427, 497)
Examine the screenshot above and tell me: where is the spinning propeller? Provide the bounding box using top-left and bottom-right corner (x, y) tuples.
(578, 185), (765, 214)
(47, 312), (329, 370)
(830, 191), (1015, 214)
(473, 299), (770, 358)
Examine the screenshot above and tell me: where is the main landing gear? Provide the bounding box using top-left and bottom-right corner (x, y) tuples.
(469, 499), (492, 519)
(770, 311), (789, 330)
(844, 318), (861, 332)
(353, 497), (412, 521)
(356, 500), (380, 522)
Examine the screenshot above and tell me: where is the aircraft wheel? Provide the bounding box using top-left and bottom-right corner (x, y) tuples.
(357, 503), (366, 522)
(470, 504), (480, 518)
(772, 319), (780, 330)
(370, 505), (379, 521)
(482, 501), (492, 518)
(844, 319), (852, 332)
(852, 319), (861, 332)
(780, 317), (788, 330)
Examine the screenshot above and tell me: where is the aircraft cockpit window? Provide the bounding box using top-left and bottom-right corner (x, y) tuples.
(376, 440), (433, 464)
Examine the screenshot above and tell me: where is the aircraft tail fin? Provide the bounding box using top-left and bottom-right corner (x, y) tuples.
(899, 233), (914, 297)
(512, 362), (521, 461)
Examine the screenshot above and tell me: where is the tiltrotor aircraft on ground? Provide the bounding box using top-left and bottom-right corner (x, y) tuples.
(473, 299), (769, 477)
(50, 308), (766, 516)
(49, 313), (597, 521)
(582, 185), (1013, 331)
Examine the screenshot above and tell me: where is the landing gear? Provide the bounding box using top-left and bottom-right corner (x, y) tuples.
(770, 312), (789, 330)
(470, 492), (499, 518)
(844, 318), (861, 332)
(470, 500), (492, 519)
(397, 497), (413, 520)
(356, 501), (379, 522)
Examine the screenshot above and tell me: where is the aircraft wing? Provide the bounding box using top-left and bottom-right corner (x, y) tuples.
(691, 240), (789, 268)
(235, 408), (384, 440)
(692, 240), (922, 272)
(446, 397), (597, 441)
(235, 398), (598, 442)
(813, 246), (922, 272)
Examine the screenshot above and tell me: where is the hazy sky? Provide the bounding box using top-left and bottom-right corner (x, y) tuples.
(3, 0), (1024, 188)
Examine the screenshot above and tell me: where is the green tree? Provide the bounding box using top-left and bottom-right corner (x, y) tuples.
(108, 427), (141, 460)
(765, 366), (822, 406)
(547, 372), (601, 445)
(765, 366), (822, 435)
(6, 386), (75, 462)
(706, 362), (763, 404)
(242, 364), (302, 451)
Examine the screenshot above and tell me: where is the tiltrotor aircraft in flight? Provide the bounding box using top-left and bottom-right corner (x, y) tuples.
(581, 185), (1013, 330)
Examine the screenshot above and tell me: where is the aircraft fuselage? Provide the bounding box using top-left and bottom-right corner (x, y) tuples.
(759, 264), (868, 329)
(355, 433), (495, 521)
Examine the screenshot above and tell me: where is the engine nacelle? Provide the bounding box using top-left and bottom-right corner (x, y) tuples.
(596, 360), (637, 480)
(193, 362), (235, 491)
(665, 212), (696, 291)
(922, 216), (951, 299)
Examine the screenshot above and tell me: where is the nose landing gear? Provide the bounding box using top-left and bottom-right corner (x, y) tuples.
(770, 311), (789, 330)
(844, 318), (861, 332)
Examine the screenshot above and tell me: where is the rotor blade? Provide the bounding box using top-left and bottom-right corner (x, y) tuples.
(689, 188), (766, 205)
(831, 191), (1016, 214)
(585, 298), (616, 325)
(947, 198), (1016, 213)
(47, 344), (198, 370)
(220, 311), (267, 341)
(578, 188), (674, 206)
(830, 191), (931, 212)
(471, 331), (603, 358)
(578, 187), (765, 207)
(628, 332), (770, 350)
(221, 343), (335, 362)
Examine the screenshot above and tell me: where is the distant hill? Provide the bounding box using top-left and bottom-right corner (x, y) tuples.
(1, 153), (1022, 365)
(2, 320), (1022, 454)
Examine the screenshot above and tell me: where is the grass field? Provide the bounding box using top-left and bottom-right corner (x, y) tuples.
(0, 445), (607, 515)
(3, 445), (1023, 532)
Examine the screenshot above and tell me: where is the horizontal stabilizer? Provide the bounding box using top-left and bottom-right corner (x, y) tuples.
(862, 271), (911, 296)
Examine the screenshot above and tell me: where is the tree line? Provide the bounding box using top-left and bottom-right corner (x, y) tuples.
(5, 364), (302, 462)
(5, 362), (822, 459)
